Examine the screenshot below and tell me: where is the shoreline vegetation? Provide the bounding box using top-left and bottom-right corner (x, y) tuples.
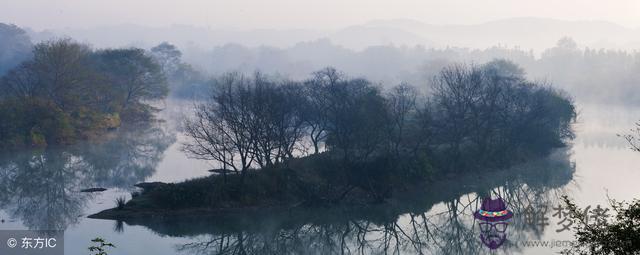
(91, 60), (576, 219)
(0, 38), (168, 149)
(90, 148), (575, 220)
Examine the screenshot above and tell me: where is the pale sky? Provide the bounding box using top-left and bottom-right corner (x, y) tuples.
(2, 0), (640, 30)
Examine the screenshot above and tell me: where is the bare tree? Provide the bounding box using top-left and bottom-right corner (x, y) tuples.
(301, 68), (342, 154)
(385, 83), (418, 157)
(182, 73), (256, 185)
(182, 72), (308, 184)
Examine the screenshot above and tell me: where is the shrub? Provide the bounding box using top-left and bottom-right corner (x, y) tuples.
(88, 237), (115, 255)
(562, 196), (640, 255)
(115, 197), (126, 210)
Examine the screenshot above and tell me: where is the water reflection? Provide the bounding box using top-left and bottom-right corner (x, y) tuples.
(78, 123), (175, 188)
(0, 122), (174, 231)
(117, 149), (574, 255)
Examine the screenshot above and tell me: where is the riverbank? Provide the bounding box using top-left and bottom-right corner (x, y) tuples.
(89, 148), (574, 220)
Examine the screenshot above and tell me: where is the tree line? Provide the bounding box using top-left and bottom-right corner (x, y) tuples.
(0, 39), (168, 148)
(175, 37), (640, 105)
(182, 60), (576, 194)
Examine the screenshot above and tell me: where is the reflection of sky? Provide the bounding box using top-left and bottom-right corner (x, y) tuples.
(570, 103), (640, 203)
(574, 103), (640, 149)
(147, 134), (211, 183)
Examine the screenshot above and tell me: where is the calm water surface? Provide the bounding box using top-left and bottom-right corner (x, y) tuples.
(1, 102), (639, 255)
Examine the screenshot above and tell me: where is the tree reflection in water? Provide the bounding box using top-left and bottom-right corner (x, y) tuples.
(118, 148), (575, 255)
(0, 122), (174, 231)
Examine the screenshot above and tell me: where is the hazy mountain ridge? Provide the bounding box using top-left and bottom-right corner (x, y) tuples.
(356, 17), (640, 50)
(19, 17), (640, 52)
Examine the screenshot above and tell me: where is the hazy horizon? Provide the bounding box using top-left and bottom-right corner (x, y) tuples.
(2, 0), (640, 31)
(4, 17), (637, 33)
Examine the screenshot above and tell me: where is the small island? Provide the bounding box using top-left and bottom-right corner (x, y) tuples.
(89, 61), (576, 219)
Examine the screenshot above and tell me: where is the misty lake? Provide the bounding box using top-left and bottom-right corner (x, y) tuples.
(1, 100), (639, 255)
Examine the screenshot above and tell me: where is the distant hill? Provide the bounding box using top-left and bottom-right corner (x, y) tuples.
(24, 17), (640, 52)
(349, 17), (640, 51)
(27, 24), (327, 49)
